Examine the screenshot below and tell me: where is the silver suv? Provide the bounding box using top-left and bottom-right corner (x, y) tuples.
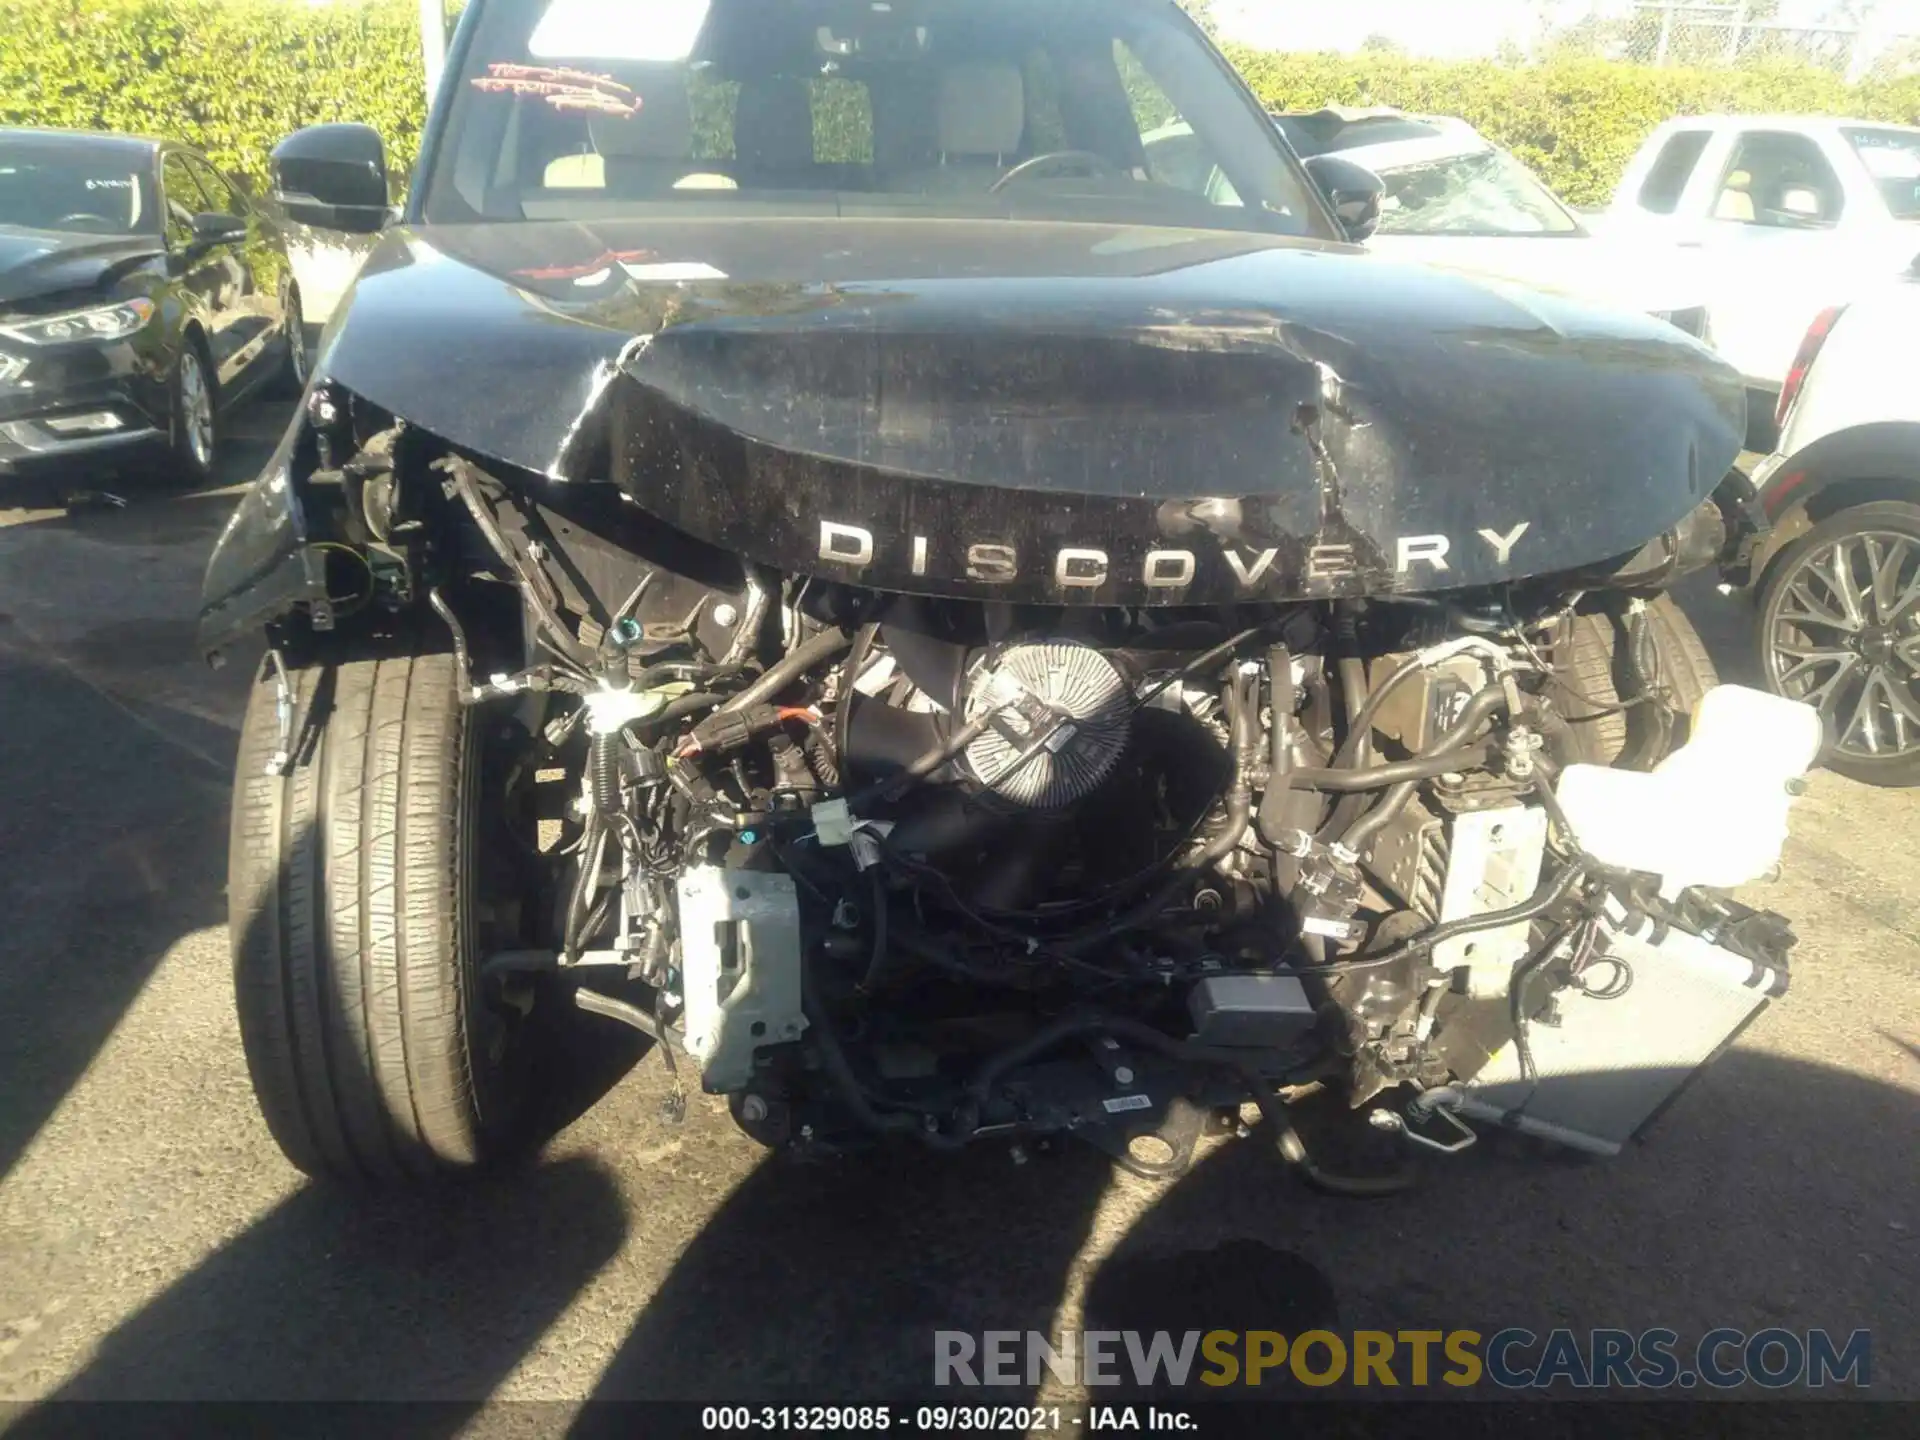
(1740, 262), (1920, 785)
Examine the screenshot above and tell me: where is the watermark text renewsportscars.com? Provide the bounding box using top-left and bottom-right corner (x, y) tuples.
(934, 1328), (1872, 1391)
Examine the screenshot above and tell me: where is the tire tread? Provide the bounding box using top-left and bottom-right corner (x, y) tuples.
(231, 652), (497, 1181)
(1557, 596), (1718, 767)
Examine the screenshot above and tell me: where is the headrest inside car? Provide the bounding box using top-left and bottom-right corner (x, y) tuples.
(936, 63), (1026, 159)
(590, 78), (693, 160)
(736, 78), (817, 174)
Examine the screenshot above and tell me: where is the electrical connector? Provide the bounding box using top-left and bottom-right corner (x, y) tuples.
(813, 798), (855, 847)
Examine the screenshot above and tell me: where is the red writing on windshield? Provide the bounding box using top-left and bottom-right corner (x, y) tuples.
(471, 63), (642, 118)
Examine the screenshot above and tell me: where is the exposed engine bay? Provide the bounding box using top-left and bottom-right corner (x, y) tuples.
(248, 404), (1819, 1189)
(196, 0), (1823, 1192)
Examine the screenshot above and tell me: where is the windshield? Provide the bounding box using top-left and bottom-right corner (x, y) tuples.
(421, 0), (1329, 237)
(0, 142), (156, 237)
(1374, 148), (1581, 237)
(1845, 126), (1920, 221)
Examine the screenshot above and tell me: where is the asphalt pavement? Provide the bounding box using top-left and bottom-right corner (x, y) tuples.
(0, 402), (1915, 1412)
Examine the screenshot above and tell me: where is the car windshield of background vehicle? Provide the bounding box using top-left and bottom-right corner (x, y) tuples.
(421, 0), (1332, 238)
(1844, 126), (1920, 220)
(0, 144), (154, 236)
(1375, 148), (1583, 237)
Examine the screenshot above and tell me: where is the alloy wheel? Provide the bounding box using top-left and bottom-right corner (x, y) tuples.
(1764, 529), (1920, 761)
(179, 348), (214, 470)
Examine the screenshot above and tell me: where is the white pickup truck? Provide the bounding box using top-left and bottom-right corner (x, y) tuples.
(1604, 115), (1920, 433)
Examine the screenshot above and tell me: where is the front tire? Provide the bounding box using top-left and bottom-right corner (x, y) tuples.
(1555, 595), (1719, 769)
(1757, 501), (1920, 788)
(230, 652), (533, 1181)
(164, 336), (219, 485)
(268, 284), (309, 399)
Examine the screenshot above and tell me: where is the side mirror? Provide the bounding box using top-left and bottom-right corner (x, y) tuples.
(189, 211), (249, 245)
(271, 124), (390, 234)
(1304, 154), (1386, 243)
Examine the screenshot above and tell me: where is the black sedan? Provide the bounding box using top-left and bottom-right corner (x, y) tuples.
(1, 127), (304, 490)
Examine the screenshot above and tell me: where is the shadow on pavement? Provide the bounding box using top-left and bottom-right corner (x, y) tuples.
(565, 1048), (1914, 1404)
(587, 1143), (1115, 1400)
(0, 648), (232, 1183)
(0, 392), (295, 1181)
(29, 1044), (1904, 1405)
(16, 1157), (627, 1414)
(1076, 1045), (1917, 1400)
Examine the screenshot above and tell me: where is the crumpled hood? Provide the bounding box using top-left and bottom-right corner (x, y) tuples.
(303, 216), (1746, 605)
(0, 224), (162, 308)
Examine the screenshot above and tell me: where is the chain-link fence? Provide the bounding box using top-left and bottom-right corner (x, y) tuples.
(1559, 3), (1920, 80)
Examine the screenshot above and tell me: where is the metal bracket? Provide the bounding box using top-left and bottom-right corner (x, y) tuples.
(677, 867), (808, 1093)
(264, 650), (294, 777)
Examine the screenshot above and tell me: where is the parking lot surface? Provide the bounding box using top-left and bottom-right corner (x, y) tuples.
(1, 402), (1916, 1408)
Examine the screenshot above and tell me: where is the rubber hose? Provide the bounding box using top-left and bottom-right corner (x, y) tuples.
(629, 661), (738, 691)
(804, 727), (842, 789)
(800, 957), (925, 1139)
(440, 459), (589, 669)
(1337, 657), (1374, 768)
(718, 628), (853, 714)
(861, 869), (891, 992)
(856, 709), (1001, 810)
(563, 818), (608, 956)
(1330, 651), (1430, 769)
(1289, 745), (1496, 792)
(1356, 863), (1587, 972)
(646, 692), (725, 729)
(1342, 684), (1511, 856)
(1244, 1083), (1416, 1198)
(589, 732), (623, 816)
(834, 623), (880, 790)
(1257, 643), (1300, 845)
(1131, 623), (1274, 712)
(428, 587), (478, 695)
(574, 987), (685, 1048)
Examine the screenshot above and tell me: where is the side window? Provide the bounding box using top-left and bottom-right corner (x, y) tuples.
(160, 153), (208, 249)
(1715, 131), (1845, 228)
(1117, 40), (1243, 208)
(811, 79), (873, 165)
(690, 73), (741, 161)
(1114, 39), (1178, 135)
(188, 157), (241, 216)
(1637, 130), (1710, 215)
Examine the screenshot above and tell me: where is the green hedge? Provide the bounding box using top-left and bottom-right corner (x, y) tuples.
(0, 0), (429, 187)
(4, 0), (1919, 210)
(1228, 46), (1920, 207)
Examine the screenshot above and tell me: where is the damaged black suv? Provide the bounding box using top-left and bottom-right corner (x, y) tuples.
(202, 0), (1815, 1190)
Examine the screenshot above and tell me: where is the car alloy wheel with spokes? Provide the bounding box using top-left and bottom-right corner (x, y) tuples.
(274, 285), (310, 396)
(289, 304), (309, 386)
(163, 340), (220, 485)
(180, 347), (214, 468)
(1761, 503), (1920, 784)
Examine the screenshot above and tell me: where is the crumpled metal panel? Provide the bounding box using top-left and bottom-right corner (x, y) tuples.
(203, 214), (1747, 626)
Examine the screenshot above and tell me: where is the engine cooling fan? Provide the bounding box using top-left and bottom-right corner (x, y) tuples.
(960, 641), (1132, 808)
